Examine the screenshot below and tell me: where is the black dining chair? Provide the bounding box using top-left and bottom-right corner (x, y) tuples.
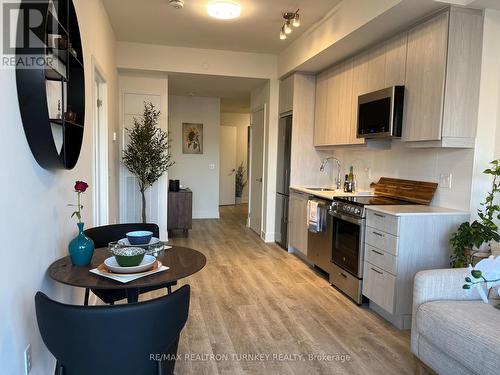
(84, 223), (176, 305)
(35, 285), (190, 375)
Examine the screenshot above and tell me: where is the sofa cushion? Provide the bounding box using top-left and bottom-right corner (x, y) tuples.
(416, 300), (500, 375)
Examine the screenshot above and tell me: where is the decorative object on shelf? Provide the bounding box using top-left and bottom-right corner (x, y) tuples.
(279, 9), (300, 40)
(462, 256), (500, 308)
(68, 42), (77, 58)
(16, 0), (85, 170)
(63, 106), (76, 122)
(182, 123), (203, 154)
(450, 159), (500, 268)
(68, 181), (94, 266)
(57, 36), (68, 50)
(123, 102), (174, 223)
(235, 162), (247, 204)
(169, 179), (180, 192)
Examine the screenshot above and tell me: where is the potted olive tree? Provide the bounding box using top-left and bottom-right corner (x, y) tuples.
(235, 162), (247, 205)
(450, 159), (500, 267)
(123, 102), (174, 223)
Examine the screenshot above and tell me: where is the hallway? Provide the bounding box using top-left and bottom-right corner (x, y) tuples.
(158, 205), (414, 375)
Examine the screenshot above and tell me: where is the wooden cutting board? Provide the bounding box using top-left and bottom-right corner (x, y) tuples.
(371, 177), (438, 205)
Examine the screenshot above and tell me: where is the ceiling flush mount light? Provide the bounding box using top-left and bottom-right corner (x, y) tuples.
(279, 9), (300, 40)
(207, 1), (241, 20)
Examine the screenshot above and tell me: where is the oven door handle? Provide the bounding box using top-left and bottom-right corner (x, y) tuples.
(328, 210), (363, 225)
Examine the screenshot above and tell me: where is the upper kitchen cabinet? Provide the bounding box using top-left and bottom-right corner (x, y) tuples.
(279, 74), (294, 114)
(314, 58), (353, 146)
(315, 32), (407, 147)
(350, 33), (407, 145)
(403, 8), (483, 148)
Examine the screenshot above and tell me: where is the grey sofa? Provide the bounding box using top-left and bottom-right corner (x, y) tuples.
(411, 268), (500, 375)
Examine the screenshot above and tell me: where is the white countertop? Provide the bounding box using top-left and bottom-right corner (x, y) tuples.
(291, 185), (469, 216)
(290, 185), (374, 200)
(366, 205), (469, 216)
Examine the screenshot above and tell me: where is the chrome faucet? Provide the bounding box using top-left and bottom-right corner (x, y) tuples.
(320, 157), (342, 189)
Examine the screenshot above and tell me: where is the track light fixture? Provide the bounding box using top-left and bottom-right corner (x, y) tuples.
(279, 9), (300, 40)
(280, 26), (287, 40)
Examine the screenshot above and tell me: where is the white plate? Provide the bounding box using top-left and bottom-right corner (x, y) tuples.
(117, 237), (161, 246)
(104, 254), (157, 274)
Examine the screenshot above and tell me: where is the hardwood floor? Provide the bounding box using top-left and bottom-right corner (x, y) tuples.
(150, 204), (414, 374)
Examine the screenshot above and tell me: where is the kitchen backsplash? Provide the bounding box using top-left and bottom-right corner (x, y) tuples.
(328, 141), (474, 211)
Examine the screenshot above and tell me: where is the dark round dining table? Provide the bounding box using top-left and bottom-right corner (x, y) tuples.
(48, 246), (206, 304)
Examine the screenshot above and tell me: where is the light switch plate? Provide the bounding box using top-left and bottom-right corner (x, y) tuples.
(439, 173), (452, 189)
(209, 163), (215, 170)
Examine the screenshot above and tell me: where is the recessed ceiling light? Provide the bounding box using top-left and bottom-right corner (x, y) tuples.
(207, 1), (241, 20)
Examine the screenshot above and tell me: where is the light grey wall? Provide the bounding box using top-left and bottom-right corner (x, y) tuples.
(168, 95), (221, 218)
(0, 1), (119, 373)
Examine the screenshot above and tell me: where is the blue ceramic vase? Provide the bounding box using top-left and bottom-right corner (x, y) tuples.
(68, 222), (95, 266)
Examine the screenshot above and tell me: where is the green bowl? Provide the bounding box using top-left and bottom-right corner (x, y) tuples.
(112, 247), (146, 267)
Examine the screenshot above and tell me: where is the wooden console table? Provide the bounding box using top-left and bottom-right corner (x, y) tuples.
(168, 188), (193, 237)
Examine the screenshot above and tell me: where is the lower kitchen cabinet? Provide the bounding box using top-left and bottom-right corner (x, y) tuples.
(288, 190), (309, 256)
(362, 207), (468, 329)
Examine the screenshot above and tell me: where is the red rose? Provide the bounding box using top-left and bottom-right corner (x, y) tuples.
(74, 181), (88, 192)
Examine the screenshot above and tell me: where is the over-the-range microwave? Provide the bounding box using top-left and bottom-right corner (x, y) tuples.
(357, 85), (404, 139)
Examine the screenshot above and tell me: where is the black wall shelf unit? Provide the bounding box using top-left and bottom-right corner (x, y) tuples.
(16, 0), (85, 170)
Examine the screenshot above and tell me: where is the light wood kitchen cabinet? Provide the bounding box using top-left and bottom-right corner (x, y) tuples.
(314, 59), (353, 146)
(350, 32), (407, 145)
(362, 207), (469, 329)
(313, 70), (329, 146)
(315, 32), (407, 147)
(403, 8), (482, 147)
(288, 190), (309, 255)
(279, 74), (294, 115)
(384, 33), (407, 87)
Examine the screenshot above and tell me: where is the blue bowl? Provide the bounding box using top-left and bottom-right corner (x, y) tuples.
(126, 231), (153, 245)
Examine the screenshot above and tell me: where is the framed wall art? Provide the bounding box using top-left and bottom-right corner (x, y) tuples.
(182, 123), (203, 154)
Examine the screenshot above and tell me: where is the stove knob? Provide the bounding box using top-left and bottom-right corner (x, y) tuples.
(348, 206), (354, 213)
(355, 208), (361, 215)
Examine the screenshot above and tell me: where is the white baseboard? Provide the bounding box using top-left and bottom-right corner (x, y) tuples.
(193, 210), (220, 219)
(261, 231), (275, 243)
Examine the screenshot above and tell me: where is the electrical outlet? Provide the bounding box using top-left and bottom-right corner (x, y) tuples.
(24, 344), (32, 375)
(439, 173), (452, 189)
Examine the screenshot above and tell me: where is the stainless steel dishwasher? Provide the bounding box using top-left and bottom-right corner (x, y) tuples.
(307, 199), (333, 274)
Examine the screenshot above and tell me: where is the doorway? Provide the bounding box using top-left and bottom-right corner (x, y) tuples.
(249, 106), (265, 235)
(219, 126), (237, 206)
(92, 61), (109, 226)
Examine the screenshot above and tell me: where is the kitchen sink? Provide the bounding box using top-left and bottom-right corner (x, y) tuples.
(306, 187), (335, 192)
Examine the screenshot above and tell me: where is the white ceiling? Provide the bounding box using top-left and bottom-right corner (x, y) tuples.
(102, 0), (341, 53)
(168, 73), (266, 112)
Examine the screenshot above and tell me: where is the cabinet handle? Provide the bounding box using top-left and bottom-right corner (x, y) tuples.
(372, 231), (384, 237)
(374, 213), (386, 218)
(371, 267), (383, 275)
(339, 272), (348, 279)
(371, 249), (384, 256)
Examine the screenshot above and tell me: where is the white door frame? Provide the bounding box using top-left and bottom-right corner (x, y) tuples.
(248, 104), (266, 236)
(91, 56), (109, 226)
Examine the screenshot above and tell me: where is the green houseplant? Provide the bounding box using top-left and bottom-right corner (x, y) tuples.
(235, 162), (247, 203)
(450, 159), (500, 267)
(123, 102), (174, 223)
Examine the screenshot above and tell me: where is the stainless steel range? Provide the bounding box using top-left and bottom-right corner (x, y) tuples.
(329, 196), (412, 304)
